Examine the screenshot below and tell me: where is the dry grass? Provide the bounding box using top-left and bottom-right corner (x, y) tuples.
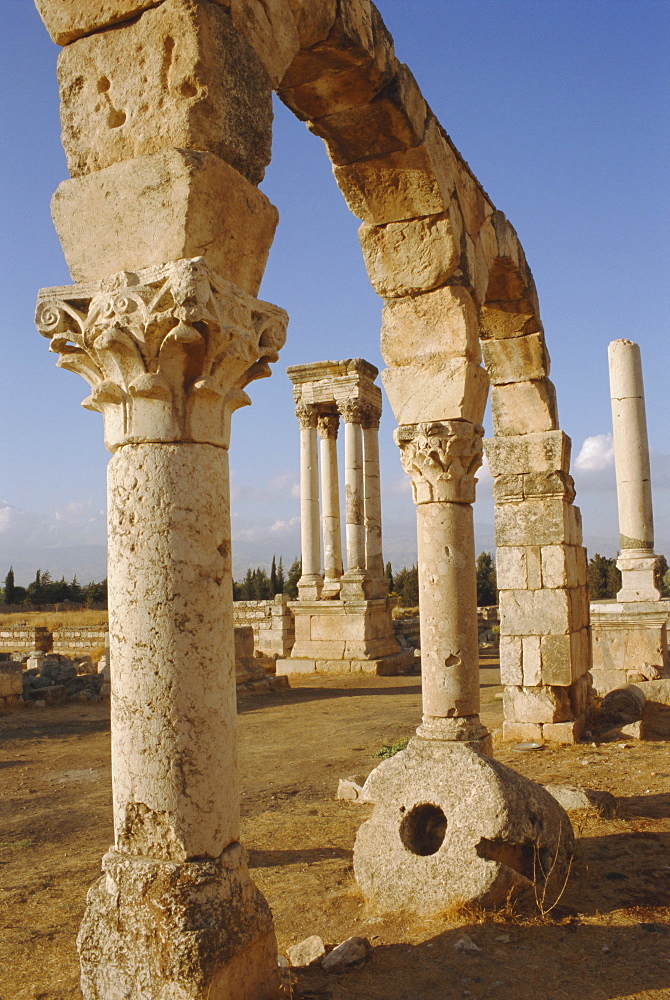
(0, 610), (108, 629)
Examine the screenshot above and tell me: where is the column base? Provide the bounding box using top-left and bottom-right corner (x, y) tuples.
(297, 574), (323, 601)
(353, 736), (573, 915)
(616, 550), (662, 602)
(340, 569), (373, 601)
(416, 714), (492, 754)
(78, 845), (278, 1000)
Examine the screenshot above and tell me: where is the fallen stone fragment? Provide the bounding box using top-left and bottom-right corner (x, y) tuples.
(287, 935), (326, 967)
(454, 934), (481, 953)
(336, 777), (365, 801)
(619, 720), (645, 740)
(544, 784), (617, 819)
(601, 684), (646, 724)
(322, 936), (371, 973)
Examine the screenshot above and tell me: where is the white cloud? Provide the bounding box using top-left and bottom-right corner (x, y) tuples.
(0, 500), (106, 548)
(575, 434), (614, 472)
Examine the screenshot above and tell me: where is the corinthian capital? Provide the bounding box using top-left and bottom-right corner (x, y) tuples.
(338, 399), (372, 425)
(316, 411), (339, 440)
(394, 421), (484, 504)
(35, 258), (287, 452)
(295, 403), (318, 430)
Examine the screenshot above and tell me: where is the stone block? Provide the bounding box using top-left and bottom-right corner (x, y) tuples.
(382, 359), (488, 425)
(522, 636), (542, 685)
(0, 662), (23, 699)
(278, 0), (397, 118)
(541, 545), (571, 589)
(490, 378), (559, 436)
(484, 430), (571, 477)
(539, 633), (572, 686)
(526, 546), (542, 589)
(481, 332), (550, 386)
(276, 658), (316, 674)
(494, 498), (574, 548)
(568, 673), (593, 718)
(500, 589), (571, 636)
(333, 118), (457, 224)
(35, 0), (159, 45)
(360, 209), (461, 299)
(51, 148), (278, 292)
(568, 586), (590, 633)
(501, 721), (544, 742)
(57, 0), (272, 184)
(310, 63), (426, 166)
(229, 0), (300, 87)
(496, 547), (527, 590)
(541, 719), (584, 745)
(503, 685), (572, 724)
(380, 285), (480, 365)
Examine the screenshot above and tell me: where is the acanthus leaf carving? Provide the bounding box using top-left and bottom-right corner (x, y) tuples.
(35, 258), (288, 452)
(394, 420), (484, 504)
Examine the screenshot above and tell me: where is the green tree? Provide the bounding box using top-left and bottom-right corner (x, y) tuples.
(476, 551), (497, 607)
(385, 561), (394, 594)
(270, 556), (277, 595)
(276, 556), (285, 594)
(655, 554), (669, 597)
(3, 567), (16, 605)
(588, 553), (620, 599)
(285, 557), (301, 599)
(394, 565), (419, 607)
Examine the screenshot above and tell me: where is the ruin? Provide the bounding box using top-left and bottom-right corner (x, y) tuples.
(280, 359), (413, 675)
(590, 339), (669, 696)
(32, 0), (586, 993)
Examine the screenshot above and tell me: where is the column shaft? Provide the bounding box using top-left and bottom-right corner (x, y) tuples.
(363, 423), (384, 581)
(109, 442), (237, 858)
(298, 408), (323, 599)
(319, 417), (343, 593)
(344, 418), (366, 572)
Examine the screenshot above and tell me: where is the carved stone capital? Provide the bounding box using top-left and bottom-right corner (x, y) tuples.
(295, 402), (318, 430)
(338, 399), (375, 425)
(35, 258), (287, 452)
(394, 421), (484, 504)
(360, 406), (381, 431)
(317, 412), (339, 440)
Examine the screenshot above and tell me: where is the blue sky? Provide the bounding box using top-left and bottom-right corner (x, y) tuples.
(1, 0), (668, 584)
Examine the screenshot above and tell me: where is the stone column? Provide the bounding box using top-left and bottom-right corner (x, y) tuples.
(296, 403), (323, 600)
(608, 339), (661, 601)
(339, 400), (370, 599)
(318, 411), (343, 597)
(361, 405), (386, 592)
(395, 421), (489, 745)
(36, 258), (287, 1000)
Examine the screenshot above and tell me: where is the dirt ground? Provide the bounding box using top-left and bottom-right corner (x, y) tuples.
(1, 657), (669, 1000)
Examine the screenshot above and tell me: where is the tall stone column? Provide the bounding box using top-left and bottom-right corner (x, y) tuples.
(318, 411), (343, 597)
(608, 339), (661, 601)
(395, 420), (489, 745)
(36, 258), (287, 1000)
(361, 405), (386, 592)
(340, 400), (370, 599)
(296, 403), (323, 600)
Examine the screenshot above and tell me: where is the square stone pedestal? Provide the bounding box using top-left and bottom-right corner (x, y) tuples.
(590, 599), (670, 696)
(277, 599), (414, 675)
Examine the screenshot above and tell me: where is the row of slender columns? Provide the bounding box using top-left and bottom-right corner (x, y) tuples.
(296, 400), (383, 600)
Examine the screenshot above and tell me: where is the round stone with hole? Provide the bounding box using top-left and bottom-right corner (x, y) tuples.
(353, 737), (573, 915)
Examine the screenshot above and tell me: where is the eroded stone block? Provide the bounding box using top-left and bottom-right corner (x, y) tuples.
(499, 588), (572, 636)
(58, 0), (272, 184)
(522, 636), (542, 685)
(481, 332), (550, 386)
(499, 635), (522, 685)
(382, 359), (488, 425)
(36, 0), (159, 45)
(503, 684), (572, 724)
(494, 498), (575, 548)
(380, 285), (480, 366)
(490, 378), (559, 436)
(360, 209), (460, 299)
(333, 117), (457, 224)
(484, 430), (571, 477)
(309, 63), (427, 165)
(229, 0), (300, 87)
(51, 148), (278, 291)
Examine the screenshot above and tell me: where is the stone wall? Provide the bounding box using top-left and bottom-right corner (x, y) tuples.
(51, 626), (109, 656)
(232, 594), (294, 657)
(0, 626), (52, 654)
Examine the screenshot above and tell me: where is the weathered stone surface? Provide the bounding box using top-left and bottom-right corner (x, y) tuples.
(522, 636), (542, 686)
(309, 63), (426, 165)
(484, 431), (571, 477)
(0, 662), (23, 699)
(336, 777), (365, 801)
(499, 635), (522, 685)
(354, 738), (573, 914)
(278, 0), (397, 118)
(494, 498), (581, 548)
(380, 285), (480, 365)
(51, 149), (278, 291)
(382, 360), (488, 425)
(229, 0), (300, 87)
(541, 719), (585, 744)
(287, 935), (326, 967)
(503, 685), (572, 724)
(499, 589), (574, 637)
(360, 210), (460, 299)
(539, 633), (572, 686)
(544, 784), (617, 818)
(333, 117), (457, 224)
(58, 0), (272, 184)
(322, 936), (371, 972)
(490, 378), (559, 436)
(78, 846), (278, 1000)
(493, 471), (575, 505)
(601, 684), (646, 724)
(501, 720), (543, 743)
(481, 332), (550, 386)
(35, 0), (159, 45)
